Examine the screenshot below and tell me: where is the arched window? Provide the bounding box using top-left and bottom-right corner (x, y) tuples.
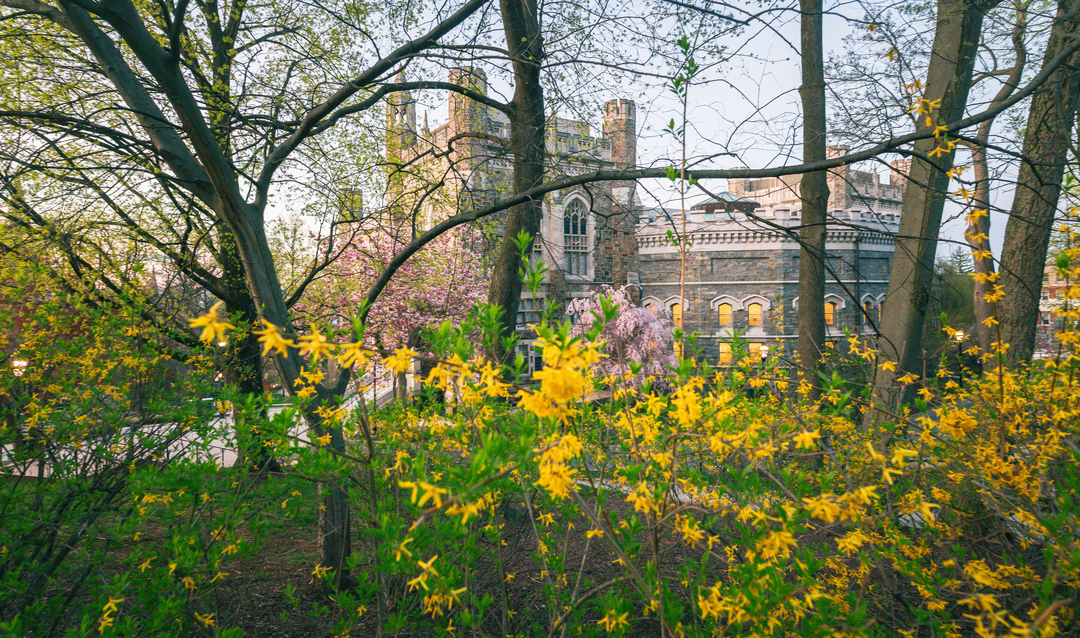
(718, 343), (732, 365)
(718, 303), (733, 329)
(747, 303), (762, 327)
(563, 200), (588, 276)
(825, 302), (837, 326)
(863, 300), (873, 321)
(645, 303), (658, 317)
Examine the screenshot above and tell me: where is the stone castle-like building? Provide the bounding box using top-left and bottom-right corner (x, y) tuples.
(385, 69), (908, 366)
(636, 146), (909, 362)
(385, 68), (639, 367)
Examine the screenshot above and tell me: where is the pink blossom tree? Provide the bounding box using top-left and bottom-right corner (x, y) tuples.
(566, 286), (676, 383)
(297, 226), (485, 388)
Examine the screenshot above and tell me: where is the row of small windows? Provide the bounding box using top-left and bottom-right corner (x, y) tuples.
(716, 303), (763, 328)
(653, 296), (884, 336)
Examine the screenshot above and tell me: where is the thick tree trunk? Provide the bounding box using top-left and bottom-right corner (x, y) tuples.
(869, 0), (1002, 418)
(487, 0), (546, 365)
(998, 0), (1080, 367)
(221, 229), (282, 473)
(797, 0), (829, 403)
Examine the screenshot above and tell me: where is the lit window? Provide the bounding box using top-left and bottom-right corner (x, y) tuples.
(718, 303), (732, 328)
(672, 302), (683, 359)
(825, 302), (836, 326)
(748, 303), (762, 327)
(863, 300), (873, 321)
(564, 200), (588, 276)
(718, 343), (732, 365)
(645, 303), (658, 317)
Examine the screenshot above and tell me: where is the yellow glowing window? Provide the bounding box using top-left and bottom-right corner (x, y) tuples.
(825, 302), (836, 326)
(748, 303), (762, 327)
(645, 304), (658, 317)
(718, 343), (732, 365)
(718, 303), (732, 328)
(671, 303), (683, 327)
(863, 300), (872, 321)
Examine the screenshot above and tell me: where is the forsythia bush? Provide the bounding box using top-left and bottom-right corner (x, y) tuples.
(3, 249), (1080, 637)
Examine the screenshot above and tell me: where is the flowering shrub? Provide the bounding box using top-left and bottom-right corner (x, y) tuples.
(5, 248), (1080, 637)
(566, 285), (676, 384)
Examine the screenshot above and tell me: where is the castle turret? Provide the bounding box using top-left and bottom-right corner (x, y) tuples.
(826, 144), (850, 209)
(448, 67), (488, 134)
(727, 168), (748, 195)
(603, 99), (636, 170)
(386, 71), (416, 150)
(890, 158), (912, 188)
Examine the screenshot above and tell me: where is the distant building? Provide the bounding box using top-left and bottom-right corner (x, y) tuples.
(728, 146), (909, 214)
(384, 68), (639, 371)
(636, 195), (905, 363)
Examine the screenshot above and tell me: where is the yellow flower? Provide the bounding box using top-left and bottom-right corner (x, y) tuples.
(315, 434), (332, 446)
(396, 538), (414, 561)
(103, 596), (123, 614)
(138, 559), (152, 572)
(253, 320), (294, 357)
(793, 429), (821, 449)
(295, 385), (317, 399)
(189, 302), (233, 344)
(298, 326), (333, 361)
(596, 610), (629, 633)
(312, 564), (332, 579)
(337, 342), (370, 368)
(383, 348), (418, 375)
(194, 612), (215, 627)
(755, 529), (797, 560)
(586, 528), (605, 539)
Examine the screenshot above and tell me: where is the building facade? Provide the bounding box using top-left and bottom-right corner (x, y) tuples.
(636, 199), (904, 363)
(385, 68), (639, 340)
(385, 70), (910, 367)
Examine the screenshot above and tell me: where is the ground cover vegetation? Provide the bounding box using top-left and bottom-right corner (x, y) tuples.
(1, 0), (1080, 635)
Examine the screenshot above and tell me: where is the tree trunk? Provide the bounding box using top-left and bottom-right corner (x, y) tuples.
(221, 229), (282, 473)
(966, 1), (1027, 359)
(998, 0), (1080, 367)
(967, 144), (997, 357)
(869, 0), (1002, 417)
(487, 0), (546, 365)
(797, 0), (829, 403)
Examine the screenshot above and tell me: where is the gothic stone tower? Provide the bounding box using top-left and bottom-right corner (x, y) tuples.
(594, 98), (638, 289)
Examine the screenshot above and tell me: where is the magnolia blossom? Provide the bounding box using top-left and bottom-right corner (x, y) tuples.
(565, 285), (675, 383)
